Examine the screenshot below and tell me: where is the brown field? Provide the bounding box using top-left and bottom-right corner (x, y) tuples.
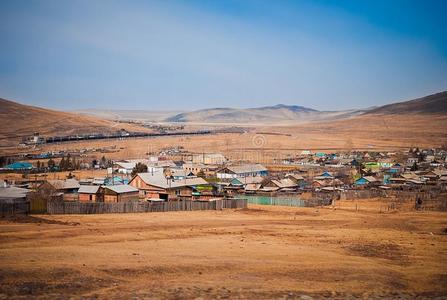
(1, 202), (446, 299)
(5, 114), (445, 163)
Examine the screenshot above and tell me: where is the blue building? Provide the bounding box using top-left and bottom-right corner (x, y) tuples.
(5, 162), (33, 170)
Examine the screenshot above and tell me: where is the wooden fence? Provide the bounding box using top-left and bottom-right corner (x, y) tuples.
(242, 196), (332, 207)
(47, 199), (247, 215)
(0, 201), (29, 216)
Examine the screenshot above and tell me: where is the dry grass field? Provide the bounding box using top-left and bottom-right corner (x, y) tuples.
(5, 113), (445, 163)
(1, 202), (446, 299)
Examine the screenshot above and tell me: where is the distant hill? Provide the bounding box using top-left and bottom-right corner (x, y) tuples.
(164, 104), (363, 123)
(365, 91), (447, 115)
(72, 108), (186, 122)
(0, 98), (149, 146)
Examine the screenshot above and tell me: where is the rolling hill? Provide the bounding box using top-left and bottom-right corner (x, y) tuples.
(164, 104), (364, 124)
(0, 98), (150, 146)
(365, 91), (447, 115)
(163, 91), (447, 123)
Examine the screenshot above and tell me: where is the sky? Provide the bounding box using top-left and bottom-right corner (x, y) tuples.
(0, 0), (446, 111)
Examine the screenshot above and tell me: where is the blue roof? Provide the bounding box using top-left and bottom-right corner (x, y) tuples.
(104, 176), (129, 186)
(5, 162), (33, 170)
(355, 177), (368, 185)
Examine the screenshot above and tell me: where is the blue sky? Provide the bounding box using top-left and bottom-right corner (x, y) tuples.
(0, 0), (446, 111)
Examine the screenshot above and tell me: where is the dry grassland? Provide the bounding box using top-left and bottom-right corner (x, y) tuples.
(0, 202), (446, 299)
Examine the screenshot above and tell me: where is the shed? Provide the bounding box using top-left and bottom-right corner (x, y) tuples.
(102, 185), (139, 203)
(78, 185), (102, 202)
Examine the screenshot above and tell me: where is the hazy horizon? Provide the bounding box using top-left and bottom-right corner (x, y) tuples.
(1, 0), (447, 111)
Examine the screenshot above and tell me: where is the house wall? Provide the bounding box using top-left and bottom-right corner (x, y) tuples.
(79, 193), (97, 202)
(117, 192), (139, 202)
(63, 193), (78, 201)
(216, 172), (236, 179)
(104, 191), (139, 202)
(129, 176), (167, 199)
(167, 186), (192, 198)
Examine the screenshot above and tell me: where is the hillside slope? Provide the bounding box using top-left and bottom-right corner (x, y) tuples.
(165, 104), (363, 123)
(365, 91), (447, 114)
(0, 98), (149, 146)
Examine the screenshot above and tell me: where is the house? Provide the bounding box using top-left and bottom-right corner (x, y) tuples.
(146, 160), (177, 173)
(169, 168), (195, 180)
(263, 178), (298, 191)
(129, 172), (210, 200)
(191, 153), (226, 165)
(93, 177), (106, 185)
(0, 185), (29, 202)
(101, 185), (139, 202)
(245, 183), (262, 194)
(216, 164), (268, 179)
(355, 176), (380, 186)
(3, 161), (33, 171)
(387, 163), (403, 174)
(312, 179), (343, 188)
(113, 161), (136, 175)
(300, 150), (312, 156)
(315, 152), (326, 158)
(229, 176), (264, 187)
(78, 185), (102, 202)
(285, 173), (305, 183)
(39, 179), (80, 201)
(314, 171), (334, 180)
(104, 176), (128, 186)
(312, 180), (327, 188)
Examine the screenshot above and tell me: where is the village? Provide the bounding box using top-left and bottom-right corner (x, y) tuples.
(2, 0), (447, 297)
(1, 145), (446, 215)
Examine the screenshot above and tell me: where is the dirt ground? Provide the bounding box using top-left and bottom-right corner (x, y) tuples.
(1, 202), (446, 299)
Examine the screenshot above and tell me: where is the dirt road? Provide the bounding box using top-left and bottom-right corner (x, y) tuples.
(1, 203), (446, 299)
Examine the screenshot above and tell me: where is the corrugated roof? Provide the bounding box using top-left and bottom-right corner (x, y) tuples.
(222, 164), (267, 174)
(78, 185), (100, 194)
(136, 172), (208, 189)
(114, 161), (136, 170)
(0, 186), (29, 199)
(245, 183), (261, 191)
(104, 185), (138, 194)
(234, 176), (264, 184)
(286, 173), (304, 181)
(363, 176), (379, 182)
(47, 179), (80, 190)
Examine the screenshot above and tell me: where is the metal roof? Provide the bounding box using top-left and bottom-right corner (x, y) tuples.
(136, 172), (208, 189)
(78, 185), (100, 194)
(47, 178), (80, 190)
(104, 185), (138, 194)
(220, 164), (267, 174)
(0, 186), (29, 199)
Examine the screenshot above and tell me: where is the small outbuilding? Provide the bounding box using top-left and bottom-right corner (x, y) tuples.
(78, 185), (102, 202)
(101, 185), (139, 203)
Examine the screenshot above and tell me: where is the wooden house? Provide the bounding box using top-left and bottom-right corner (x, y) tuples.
(78, 185), (102, 202)
(263, 178), (298, 191)
(101, 185), (139, 203)
(38, 179), (80, 201)
(355, 176), (380, 186)
(216, 164), (268, 179)
(129, 172), (210, 200)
